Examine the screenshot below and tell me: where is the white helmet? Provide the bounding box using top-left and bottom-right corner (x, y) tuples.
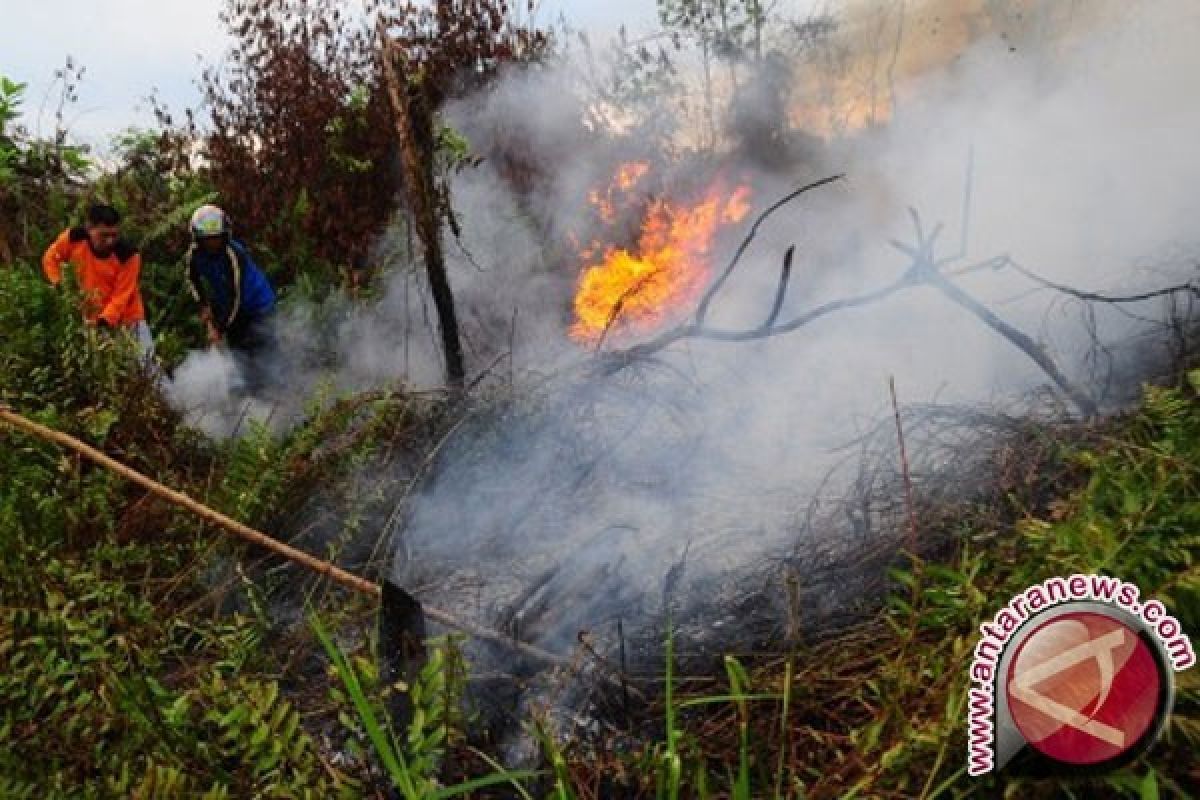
(190, 204), (230, 239)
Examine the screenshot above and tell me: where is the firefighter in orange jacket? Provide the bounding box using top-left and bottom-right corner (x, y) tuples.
(42, 204), (153, 352)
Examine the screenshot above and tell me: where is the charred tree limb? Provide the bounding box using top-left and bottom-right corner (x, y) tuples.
(927, 268), (1098, 416)
(603, 132), (1187, 420)
(596, 269), (664, 353)
(890, 206), (1097, 417)
(603, 272), (916, 370)
(606, 193), (1102, 418)
(1002, 257), (1200, 305)
(694, 174), (844, 325)
(378, 22), (466, 389)
(764, 245), (795, 328)
(379, 580), (427, 732)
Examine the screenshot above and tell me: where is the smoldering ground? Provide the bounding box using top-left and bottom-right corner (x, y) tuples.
(166, 0), (1200, 742)
(377, 8), (1200, 756)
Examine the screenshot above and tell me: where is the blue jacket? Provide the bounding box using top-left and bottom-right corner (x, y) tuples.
(186, 239), (275, 330)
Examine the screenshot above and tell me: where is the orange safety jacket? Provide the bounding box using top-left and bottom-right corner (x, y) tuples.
(42, 228), (146, 326)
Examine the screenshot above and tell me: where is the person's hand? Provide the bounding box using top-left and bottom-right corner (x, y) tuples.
(199, 306), (221, 344)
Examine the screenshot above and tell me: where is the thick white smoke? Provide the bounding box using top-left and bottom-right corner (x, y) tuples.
(163, 0), (1200, 668)
(386, 0), (1200, 666)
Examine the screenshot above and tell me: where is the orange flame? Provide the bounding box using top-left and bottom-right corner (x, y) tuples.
(571, 166), (752, 344)
(586, 160), (651, 224)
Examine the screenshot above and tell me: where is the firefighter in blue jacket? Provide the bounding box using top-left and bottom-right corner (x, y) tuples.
(186, 205), (278, 393)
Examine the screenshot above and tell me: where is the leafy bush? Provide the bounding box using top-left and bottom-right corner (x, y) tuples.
(201, 0), (395, 278)
(0, 252), (393, 796)
(0, 552), (340, 798)
(0, 65), (93, 264)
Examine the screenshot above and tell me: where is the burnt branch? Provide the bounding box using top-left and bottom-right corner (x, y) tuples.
(379, 21), (466, 388)
(602, 165), (1190, 420)
(595, 268), (665, 353)
(604, 266), (916, 370)
(618, 206), (1092, 410)
(888, 206), (1098, 417)
(1003, 257), (1200, 305)
(926, 267), (1098, 417)
(694, 174), (845, 325)
(763, 245), (795, 328)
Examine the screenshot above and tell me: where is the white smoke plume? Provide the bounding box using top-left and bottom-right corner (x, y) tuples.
(165, 0), (1200, 678)
(385, 0), (1200, 666)
(164, 348), (271, 439)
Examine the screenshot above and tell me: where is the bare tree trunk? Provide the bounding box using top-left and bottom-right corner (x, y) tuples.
(379, 28), (466, 388)
(718, 0), (738, 93)
(701, 38), (717, 149)
(750, 0), (763, 62)
(886, 0), (906, 119)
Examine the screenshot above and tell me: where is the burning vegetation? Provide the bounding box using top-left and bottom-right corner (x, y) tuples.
(3, 0), (1200, 798)
(571, 164), (753, 344)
